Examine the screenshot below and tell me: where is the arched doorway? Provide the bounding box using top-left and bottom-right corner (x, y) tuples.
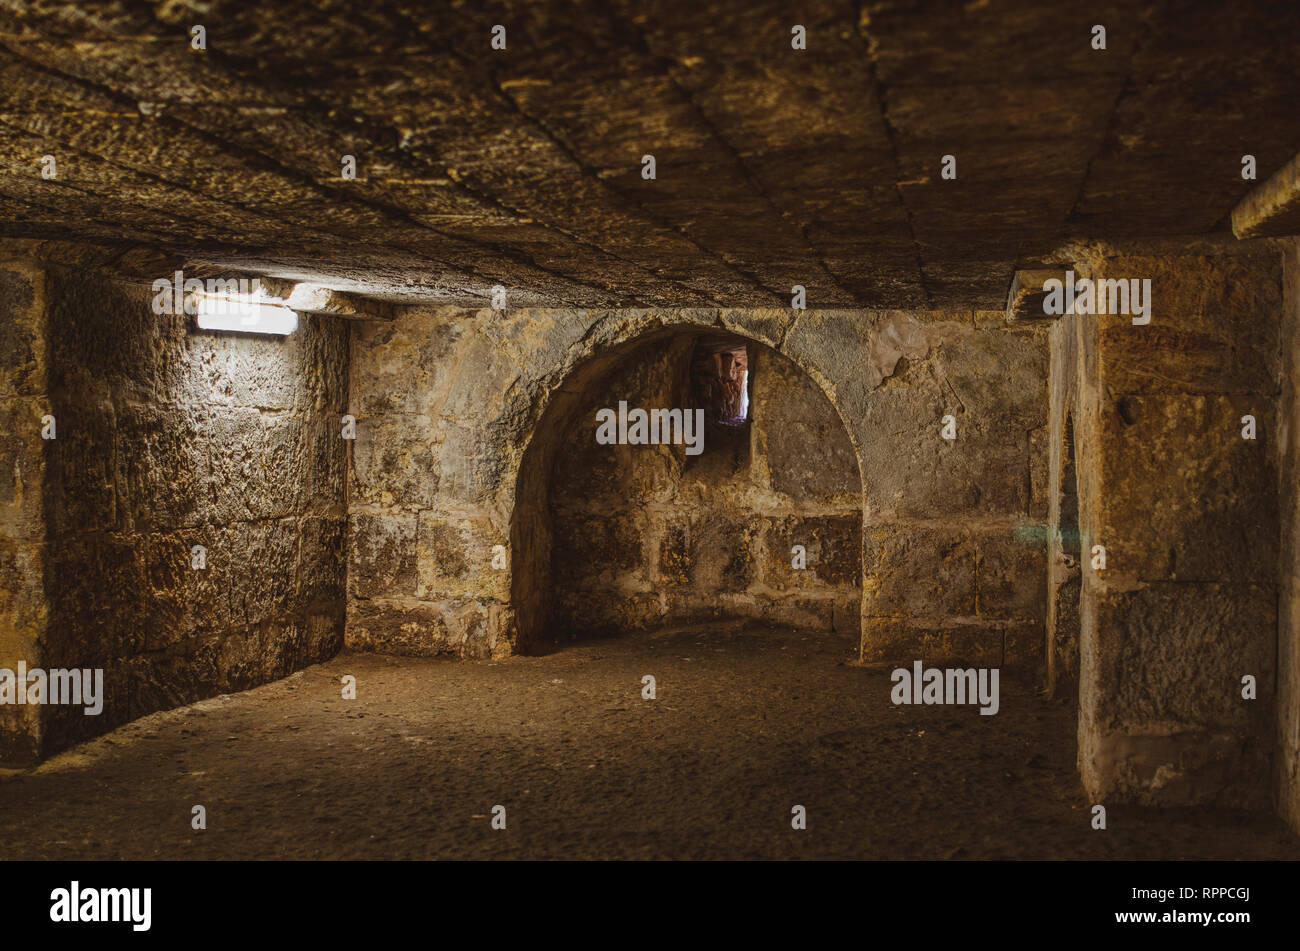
(509, 324), (864, 653)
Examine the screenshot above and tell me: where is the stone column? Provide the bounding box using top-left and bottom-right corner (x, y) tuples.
(1073, 241), (1280, 808)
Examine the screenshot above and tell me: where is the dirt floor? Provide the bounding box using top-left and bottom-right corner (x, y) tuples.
(1, 622), (1297, 860)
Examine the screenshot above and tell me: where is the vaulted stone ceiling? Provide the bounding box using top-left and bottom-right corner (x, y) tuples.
(1, 0), (1298, 308)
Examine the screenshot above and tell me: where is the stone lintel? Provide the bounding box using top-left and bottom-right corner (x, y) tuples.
(256, 276), (396, 321)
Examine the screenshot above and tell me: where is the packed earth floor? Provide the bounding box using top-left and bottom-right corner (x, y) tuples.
(1, 622), (1296, 861)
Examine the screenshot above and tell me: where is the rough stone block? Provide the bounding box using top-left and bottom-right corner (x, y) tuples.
(552, 590), (665, 637)
(349, 413), (442, 509)
(110, 400), (199, 532)
(976, 530), (1047, 619)
(347, 597), (504, 658)
(200, 408), (279, 525)
(1028, 422), (1049, 519)
(230, 517), (301, 626)
(0, 397), (49, 540)
(658, 524), (694, 588)
(300, 515), (347, 609)
(764, 514), (862, 589)
(864, 523), (976, 618)
(416, 511), (510, 600)
(46, 396), (119, 536)
(763, 594), (860, 634)
(183, 330), (300, 412)
(1092, 251), (1282, 361)
(302, 415), (347, 512)
(43, 533), (149, 666)
(0, 264), (44, 399)
(931, 327), (1048, 432)
(757, 356), (858, 502)
(860, 618), (1008, 666)
(248, 413), (306, 520)
(684, 514), (759, 594)
(1003, 620), (1045, 665)
(1092, 582), (1275, 730)
(1098, 394), (1277, 583)
(352, 314), (463, 416)
(348, 511), (418, 600)
(860, 385), (1031, 518)
(139, 528), (233, 650)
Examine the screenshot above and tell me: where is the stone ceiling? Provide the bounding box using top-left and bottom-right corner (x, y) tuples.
(1, 0), (1298, 309)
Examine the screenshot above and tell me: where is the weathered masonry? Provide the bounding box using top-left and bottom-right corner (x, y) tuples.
(2, 0), (1300, 843)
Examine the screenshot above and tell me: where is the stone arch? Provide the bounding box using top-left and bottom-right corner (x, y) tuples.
(506, 315), (865, 654)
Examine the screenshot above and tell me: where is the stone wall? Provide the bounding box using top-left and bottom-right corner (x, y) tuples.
(853, 313), (1049, 666)
(547, 334), (861, 638)
(0, 258), (49, 763)
(2, 257), (350, 761)
(347, 306), (1048, 664)
(1060, 239), (1281, 809)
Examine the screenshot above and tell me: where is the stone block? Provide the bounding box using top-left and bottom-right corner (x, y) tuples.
(417, 511), (511, 600)
(658, 524), (694, 588)
(1092, 581), (1276, 730)
(757, 354), (859, 502)
(348, 511), (417, 600)
(861, 618), (1008, 666)
(46, 396), (119, 536)
(0, 539), (45, 658)
(764, 514), (862, 589)
(0, 264), (44, 398)
(349, 413), (442, 509)
(864, 523), (976, 618)
(685, 514), (759, 594)
(0, 397), (49, 540)
(976, 529), (1047, 618)
(552, 590), (666, 638)
(1098, 394), (1277, 583)
(43, 532), (149, 666)
(347, 597), (505, 658)
(300, 515), (347, 609)
(230, 517), (301, 626)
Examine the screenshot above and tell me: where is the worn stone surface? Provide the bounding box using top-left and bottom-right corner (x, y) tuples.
(27, 263), (349, 756)
(0, 3), (1297, 310)
(0, 0), (1297, 834)
(0, 259), (47, 763)
(864, 525), (976, 619)
(547, 338), (860, 638)
(1058, 239), (1283, 810)
(349, 304), (1046, 664)
(346, 598), (505, 659)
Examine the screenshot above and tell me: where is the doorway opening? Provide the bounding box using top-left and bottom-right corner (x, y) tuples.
(509, 326), (862, 652)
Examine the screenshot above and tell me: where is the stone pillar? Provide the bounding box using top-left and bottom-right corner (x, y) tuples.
(1072, 241), (1280, 808)
(0, 259), (49, 764)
